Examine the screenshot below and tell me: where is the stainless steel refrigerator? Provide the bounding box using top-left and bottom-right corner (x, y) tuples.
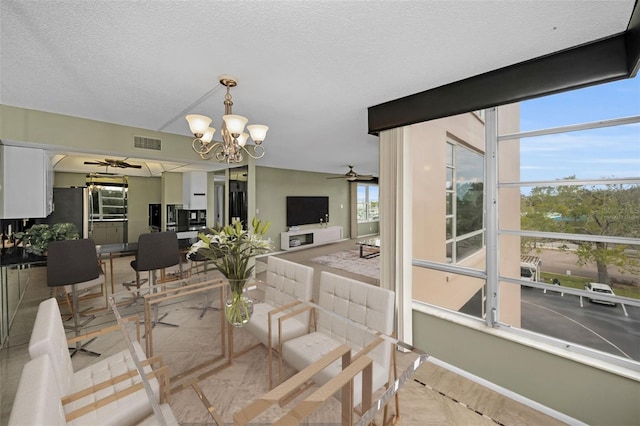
(46, 187), (91, 238)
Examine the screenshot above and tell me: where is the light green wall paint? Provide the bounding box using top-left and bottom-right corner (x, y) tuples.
(255, 166), (351, 248)
(357, 221), (379, 236)
(162, 173), (182, 205)
(412, 310), (640, 425)
(53, 172), (86, 187)
(126, 176), (161, 242)
(0, 105), (205, 164)
(161, 172), (182, 230)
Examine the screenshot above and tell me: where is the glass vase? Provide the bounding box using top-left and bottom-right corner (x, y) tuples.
(225, 279), (253, 327)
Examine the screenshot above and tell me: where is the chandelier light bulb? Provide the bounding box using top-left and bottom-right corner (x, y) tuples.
(185, 114), (212, 137)
(247, 124), (269, 143)
(223, 114), (248, 135)
(236, 132), (249, 147)
(201, 127), (216, 143)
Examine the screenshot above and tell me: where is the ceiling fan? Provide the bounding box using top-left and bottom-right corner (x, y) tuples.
(84, 158), (142, 169)
(326, 165), (374, 181)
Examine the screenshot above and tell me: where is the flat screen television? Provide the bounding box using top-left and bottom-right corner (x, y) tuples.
(286, 196), (329, 227)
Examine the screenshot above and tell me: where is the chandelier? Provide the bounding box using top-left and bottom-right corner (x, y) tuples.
(185, 75), (268, 164)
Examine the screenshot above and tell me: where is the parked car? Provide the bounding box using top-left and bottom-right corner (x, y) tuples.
(584, 282), (617, 306)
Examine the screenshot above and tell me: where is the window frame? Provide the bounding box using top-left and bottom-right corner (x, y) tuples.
(445, 140), (486, 263)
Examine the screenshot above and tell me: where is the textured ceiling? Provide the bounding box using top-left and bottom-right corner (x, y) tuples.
(0, 1), (636, 177)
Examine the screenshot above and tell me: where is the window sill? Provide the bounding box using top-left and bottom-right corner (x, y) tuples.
(412, 300), (640, 380)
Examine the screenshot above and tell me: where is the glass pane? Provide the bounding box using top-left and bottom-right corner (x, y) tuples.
(446, 242), (453, 263)
(500, 281), (640, 362)
(446, 168), (453, 190)
(517, 236), (639, 302)
(517, 123), (640, 182)
(457, 282), (486, 320)
(102, 198), (124, 206)
(369, 185), (379, 202)
(357, 185), (366, 203)
(101, 187), (124, 197)
(446, 217), (453, 240)
(446, 192), (453, 215)
(516, 184), (640, 238)
(456, 233), (483, 261)
(357, 202), (367, 222)
(520, 77), (640, 131)
(446, 142), (453, 166)
(455, 145), (484, 236)
(369, 202), (379, 221)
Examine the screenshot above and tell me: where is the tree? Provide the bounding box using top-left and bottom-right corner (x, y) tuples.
(522, 177), (640, 286)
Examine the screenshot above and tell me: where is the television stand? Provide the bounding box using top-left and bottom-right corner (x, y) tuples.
(280, 226), (343, 250)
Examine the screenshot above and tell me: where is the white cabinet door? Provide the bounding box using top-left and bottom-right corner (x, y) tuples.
(0, 146), (52, 219)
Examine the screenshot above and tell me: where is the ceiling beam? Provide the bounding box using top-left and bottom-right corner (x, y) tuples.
(368, 1), (640, 135)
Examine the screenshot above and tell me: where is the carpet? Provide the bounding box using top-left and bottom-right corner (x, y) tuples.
(310, 249), (380, 280)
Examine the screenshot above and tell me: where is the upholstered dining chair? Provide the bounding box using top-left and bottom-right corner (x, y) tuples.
(47, 238), (105, 356)
(131, 231), (183, 327)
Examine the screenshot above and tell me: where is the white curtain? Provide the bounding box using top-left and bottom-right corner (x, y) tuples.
(379, 127), (413, 345)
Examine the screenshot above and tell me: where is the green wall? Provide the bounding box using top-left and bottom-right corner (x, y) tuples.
(0, 105), (199, 164)
(255, 166), (351, 248)
(53, 172), (86, 187)
(357, 221), (379, 236)
(127, 176), (161, 241)
(412, 308), (640, 425)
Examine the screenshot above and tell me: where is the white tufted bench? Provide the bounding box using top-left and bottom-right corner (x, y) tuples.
(27, 298), (167, 425)
(281, 271), (395, 410)
(244, 256), (314, 387)
(9, 353), (178, 426)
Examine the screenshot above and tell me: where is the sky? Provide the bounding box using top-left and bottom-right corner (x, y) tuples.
(518, 75), (640, 185)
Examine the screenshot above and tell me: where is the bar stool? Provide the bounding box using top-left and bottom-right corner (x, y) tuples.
(131, 231), (183, 327)
(47, 238), (105, 357)
(187, 250), (220, 319)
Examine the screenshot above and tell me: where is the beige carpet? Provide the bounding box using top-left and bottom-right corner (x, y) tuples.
(260, 239), (380, 303)
(309, 249), (380, 280)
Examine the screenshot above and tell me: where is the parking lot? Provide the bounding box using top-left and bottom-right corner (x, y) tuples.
(521, 286), (640, 361)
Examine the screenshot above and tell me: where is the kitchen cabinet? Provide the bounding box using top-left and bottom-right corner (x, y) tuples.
(182, 171), (207, 210)
(0, 145), (53, 219)
(91, 221), (125, 245)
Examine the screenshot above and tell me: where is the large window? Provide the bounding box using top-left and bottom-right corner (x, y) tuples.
(495, 76), (640, 363)
(446, 141), (485, 263)
(357, 184), (379, 222)
(412, 77), (640, 366)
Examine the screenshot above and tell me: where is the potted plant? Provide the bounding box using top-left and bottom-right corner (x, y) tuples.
(14, 223), (79, 255)
(187, 217), (272, 326)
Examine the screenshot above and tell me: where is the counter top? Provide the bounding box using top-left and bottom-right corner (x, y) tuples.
(0, 247), (47, 267)
(2, 235), (197, 267)
(95, 242), (138, 255)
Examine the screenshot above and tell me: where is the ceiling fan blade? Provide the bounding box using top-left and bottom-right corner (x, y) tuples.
(326, 176), (349, 179)
(128, 164), (143, 169)
(84, 161), (105, 165)
(86, 172), (119, 177)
